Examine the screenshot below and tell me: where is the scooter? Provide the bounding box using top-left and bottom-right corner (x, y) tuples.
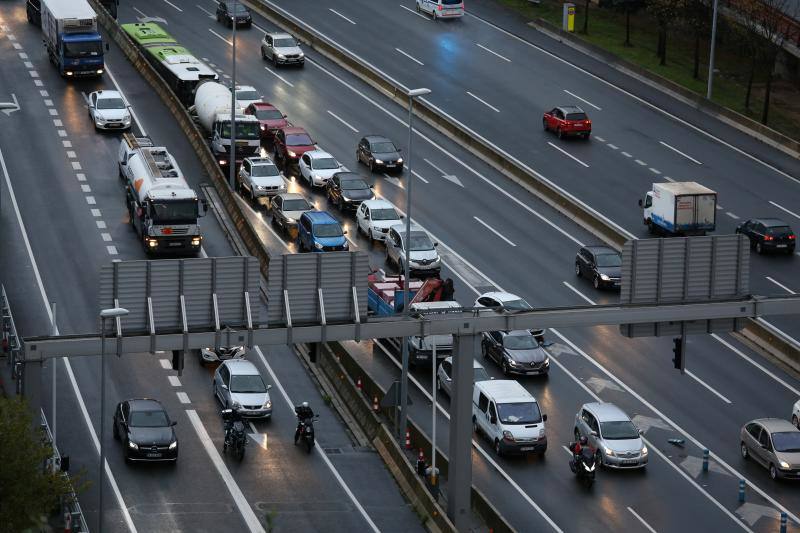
(569, 447), (597, 487)
(222, 408), (247, 461)
(294, 415), (319, 453)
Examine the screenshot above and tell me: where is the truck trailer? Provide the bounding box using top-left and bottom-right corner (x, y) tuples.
(40, 0), (106, 77)
(640, 182), (717, 236)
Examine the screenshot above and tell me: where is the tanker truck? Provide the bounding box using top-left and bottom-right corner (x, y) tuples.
(118, 134), (207, 255)
(191, 81), (260, 168)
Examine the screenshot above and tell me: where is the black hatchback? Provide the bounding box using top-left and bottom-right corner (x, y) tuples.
(113, 398), (178, 463)
(575, 246), (622, 290)
(357, 135), (403, 174)
(327, 172), (374, 211)
(736, 218), (796, 254)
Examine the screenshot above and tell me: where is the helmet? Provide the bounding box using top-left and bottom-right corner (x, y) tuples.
(302, 401), (309, 408)
(579, 436), (588, 446)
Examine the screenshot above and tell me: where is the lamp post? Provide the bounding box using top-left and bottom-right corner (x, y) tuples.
(706, 0), (719, 99)
(98, 306), (128, 532)
(398, 87), (431, 439)
(229, 0), (238, 189)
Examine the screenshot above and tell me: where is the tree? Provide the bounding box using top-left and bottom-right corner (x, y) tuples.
(681, 0), (711, 79)
(613, 0), (644, 46)
(582, 0), (591, 34)
(650, 0), (682, 65)
(0, 397), (81, 532)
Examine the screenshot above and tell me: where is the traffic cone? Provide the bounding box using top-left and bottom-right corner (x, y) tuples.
(405, 429), (411, 449)
(356, 377), (363, 391)
(373, 395), (379, 412)
(64, 512), (72, 533)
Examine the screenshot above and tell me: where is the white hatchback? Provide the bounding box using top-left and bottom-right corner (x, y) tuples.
(793, 399), (800, 428)
(356, 199), (402, 242)
(234, 85), (263, 110)
(298, 150), (343, 187)
(416, 0), (464, 20)
(88, 90), (131, 131)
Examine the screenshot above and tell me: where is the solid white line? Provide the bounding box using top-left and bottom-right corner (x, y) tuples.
(769, 200), (800, 220)
(326, 110), (359, 133)
(264, 66), (294, 87)
(466, 91), (500, 113)
(659, 141), (702, 165)
(252, 22), (267, 33)
(476, 43), (511, 62)
(547, 142), (589, 168)
(473, 216), (515, 246)
(395, 47), (424, 66)
(168, 376), (181, 387)
(163, 0), (183, 11)
(563, 89), (601, 110)
(765, 276), (796, 294)
(685, 370), (732, 404)
(252, 347), (380, 532)
(711, 333), (800, 397)
(208, 28), (233, 46)
(196, 4), (215, 17)
(410, 170), (429, 183)
(176, 392), (190, 404)
(562, 281), (596, 305)
(105, 64), (148, 137)
(725, 212), (739, 220)
(160, 359), (172, 369)
(329, 8), (356, 24)
(186, 410), (265, 532)
(627, 507), (658, 533)
(399, 4), (429, 20)
(133, 6), (148, 18)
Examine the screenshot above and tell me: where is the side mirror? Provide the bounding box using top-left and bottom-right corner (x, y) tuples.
(400, 214), (405, 219)
(88, 105), (95, 109)
(221, 384), (228, 390)
(343, 230), (348, 235)
(638, 429), (644, 435)
(201, 199), (209, 215)
(283, 114), (288, 118)
(266, 384), (273, 390)
(370, 184), (375, 188)
(446, 377), (452, 382)
(434, 242), (439, 247)
(638, 199), (643, 207)
(590, 430), (598, 437)
(398, 148), (403, 152)
(170, 421), (177, 426)
(542, 414), (548, 422)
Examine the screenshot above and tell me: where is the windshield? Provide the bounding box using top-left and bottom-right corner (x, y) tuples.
(220, 122), (260, 140)
(600, 421), (640, 440)
(230, 374), (267, 393)
(150, 199), (198, 224)
(409, 233), (434, 251)
(503, 334), (538, 350)
(312, 157), (339, 170)
(370, 142), (397, 153)
(254, 108), (283, 120)
(286, 133), (313, 145)
(767, 226), (792, 236)
(236, 90), (259, 101)
(772, 431), (800, 452)
(97, 98), (125, 110)
(501, 299), (532, 312)
(566, 112), (588, 121)
(473, 367), (490, 383)
(442, 0), (462, 4)
(129, 410), (169, 427)
(63, 40), (103, 58)
(341, 178), (369, 190)
(497, 402), (542, 425)
(228, 3), (248, 12)
(595, 254), (622, 267)
(250, 164), (279, 177)
(314, 223), (343, 238)
(283, 199), (311, 211)
(371, 208), (399, 221)
(274, 38), (297, 48)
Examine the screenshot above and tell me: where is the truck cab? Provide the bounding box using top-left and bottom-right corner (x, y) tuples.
(212, 113), (261, 168)
(41, 0), (106, 77)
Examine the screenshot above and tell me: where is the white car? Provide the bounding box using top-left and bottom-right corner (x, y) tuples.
(88, 90), (131, 131)
(436, 356), (490, 397)
(298, 150), (343, 187)
(416, 0), (465, 20)
(237, 157), (287, 202)
(793, 400), (800, 428)
(356, 199), (402, 242)
(475, 291), (544, 339)
(213, 359), (273, 419)
(234, 85), (263, 110)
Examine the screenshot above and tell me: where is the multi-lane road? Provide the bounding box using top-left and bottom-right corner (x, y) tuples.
(1, 0), (799, 531)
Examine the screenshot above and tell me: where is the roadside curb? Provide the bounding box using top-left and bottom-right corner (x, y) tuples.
(741, 320), (800, 375)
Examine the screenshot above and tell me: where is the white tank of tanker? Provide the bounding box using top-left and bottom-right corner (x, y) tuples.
(193, 81), (236, 132)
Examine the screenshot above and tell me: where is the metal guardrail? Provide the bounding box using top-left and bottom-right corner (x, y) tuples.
(2, 284), (23, 394)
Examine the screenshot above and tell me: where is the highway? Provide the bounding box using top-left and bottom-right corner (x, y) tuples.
(1, 0), (799, 531)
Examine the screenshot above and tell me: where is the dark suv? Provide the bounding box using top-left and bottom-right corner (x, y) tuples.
(273, 127), (316, 174)
(357, 135), (403, 174)
(575, 246), (622, 290)
(736, 218), (796, 254)
(326, 172), (374, 211)
(216, 1), (252, 27)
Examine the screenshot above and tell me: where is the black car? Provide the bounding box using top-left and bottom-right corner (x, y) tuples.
(575, 246), (622, 290)
(736, 218), (796, 255)
(326, 172), (374, 211)
(482, 330), (550, 376)
(357, 135), (403, 174)
(113, 399), (178, 463)
(216, 1), (252, 27)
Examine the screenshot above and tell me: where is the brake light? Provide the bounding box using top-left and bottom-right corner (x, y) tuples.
(438, 4), (443, 9)
(789, 234), (796, 240)
(764, 235), (774, 241)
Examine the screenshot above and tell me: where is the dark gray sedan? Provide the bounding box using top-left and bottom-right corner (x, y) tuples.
(482, 330), (550, 376)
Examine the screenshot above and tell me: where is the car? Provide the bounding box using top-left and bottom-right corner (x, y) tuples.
(356, 199), (402, 242)
(298, 150), (344, 187)
(88, 90), (131, 131)
(575, 246), (622, 290)
(405, 301), (462, 365)
(482, 330), (549, 376)
(385, 224), (441, 276)
(236, 157), (287, 204)
(474, 292), (545, 339)
(357, 135), (404, 174)
(741, 418), (800, 480)
(437, 356), (490, 397)
(234, 85), (262, 110)
(113, 398), (178, 463)
(736, 218), (796, 254)
(216, 1), (252, 27)
(213, 359), (273, 418)
(473, 380), (547, 457)
(244, 102), (287, 143)
(793, 400), (800, 429)
(270, 192), (313, 236)
(326, 172), (374, 211)
(574, 402), (648, 469)
(543, 106), (592, 139)
(200, 344), (246, 365)
(297, 211), (349, 252)
(416, 0), (465, 19)
(260, 32), (304, 66)
(273, 127), (316, 173)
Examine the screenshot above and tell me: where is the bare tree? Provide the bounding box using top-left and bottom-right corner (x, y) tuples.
(681, 0), (711, 79)
(613, 0), (644, 46)
(650, 0), (682, 66)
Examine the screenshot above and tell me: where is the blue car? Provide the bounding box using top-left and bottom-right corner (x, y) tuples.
(297, 211), (349, 252)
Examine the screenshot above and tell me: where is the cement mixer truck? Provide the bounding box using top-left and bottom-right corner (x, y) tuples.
(118, 134), (207, 255)
(191, 81), (260, 168)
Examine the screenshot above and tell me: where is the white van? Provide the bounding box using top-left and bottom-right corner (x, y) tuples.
(416, 0), (465, 19)
(472, 380), (547, 457)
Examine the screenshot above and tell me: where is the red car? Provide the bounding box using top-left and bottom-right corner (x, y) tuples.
(244, 102), (288, 143)
(543, 106), (591, 139)
(273, 126), (316, 172)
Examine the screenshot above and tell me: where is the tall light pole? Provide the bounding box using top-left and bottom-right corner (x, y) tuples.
(398, 87), (431, 439)
(706, 0), (719, 99)
(229, 0), (238, 189)
(98, 306), (128, 533)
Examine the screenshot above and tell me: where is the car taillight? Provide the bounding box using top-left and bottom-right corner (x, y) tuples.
(438, 4), (443, 9)
(764, 235), (774, 241)
(789, 234), (796, 240)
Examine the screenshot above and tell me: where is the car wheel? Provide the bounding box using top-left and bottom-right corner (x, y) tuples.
(596, 450), (604, 467)
(769, 463), (778, 480)
(472, 416), (480, 436)
(793, 415), (799, 429)
(756, 242), (764, 254)
(494, 439), (502, 456)
(575, 263), (581, 277)
(416, 1), (421, 11)
(583, 132), (591, 139)
(574, 428), (581, 441)
(261, 46), (266, 59)
(481, 344), (490, 360)
(369, 159), (375, 173)
(593, 275), (601, 290)
(557, 127), (563, 139)
(740, 442), (749, 459)
(501, 360), (510, 375)
(124, 448), (131, 464)
(432, 9), (437, 20)
(272, 54), (278, 67)
(368, 229), (375, 242)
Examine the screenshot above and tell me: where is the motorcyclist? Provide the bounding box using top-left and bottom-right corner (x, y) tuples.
(294, 402), (314, 443)
(569, 435), (590, 456)
(222, 406), (243, 449)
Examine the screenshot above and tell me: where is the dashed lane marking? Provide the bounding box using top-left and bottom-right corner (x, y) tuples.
(85, 196), (95, 205)
(168, 376), (181, 387)
(101, 233), (112, 242)
(78, 174), (87, 182)
(96, 221), (107, 229)
(81, 185), (91, 193)
(71, 161), (82, 170)
(107, 245), (118, 255)
(159, 359), (171, 370)
(91, 208), (101, 217)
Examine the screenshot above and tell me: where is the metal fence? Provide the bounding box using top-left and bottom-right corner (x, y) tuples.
(2, 284), (24, 394)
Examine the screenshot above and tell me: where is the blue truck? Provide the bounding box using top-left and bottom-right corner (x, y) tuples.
(41, 0), (106, 77)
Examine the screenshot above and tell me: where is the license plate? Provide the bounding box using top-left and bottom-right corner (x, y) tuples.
(622, 459), (638, 465)
(777, 244), (787, 248)
(146, 452), (162, 458)
(168, 242), (183, 247)
(385, 164), (395, 168)
(520, 446), (535, 451)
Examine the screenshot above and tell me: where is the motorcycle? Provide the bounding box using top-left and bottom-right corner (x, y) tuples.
(294, 415), (319, 453)
(569, 447), (597, 487)
(222, 408), (247, 461)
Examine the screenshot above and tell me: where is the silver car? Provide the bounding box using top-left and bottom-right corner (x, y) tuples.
(385, 224), (440, 276)
(237, 157), (287, 203)
(260, 32), (304, 67)
(270, 192), (313, 236)
(213, 359), (273, 419)
(741, 418), (800, 480)
(436, 356), (490, 397)
(574, 402), (648, 469)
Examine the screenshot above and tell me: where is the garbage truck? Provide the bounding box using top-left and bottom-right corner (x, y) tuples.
(639, 181), (717, 236)
(41, 0), (106, 77)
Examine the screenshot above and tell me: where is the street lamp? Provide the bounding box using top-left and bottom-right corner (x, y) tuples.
(98, 306), (128, 533)
(706, 0), (719, 99)
(398, 87), (431, 439)
(229, 0), (239, 189)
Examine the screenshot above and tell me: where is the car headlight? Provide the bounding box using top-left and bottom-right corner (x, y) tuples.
(287, 150), (297, 158)
(507, 358), (519, 367)
(342, 240), (349, 249)
(314, 175), (324, 182)
(604, 447), (615, 457)
(600, 274), (610, 281)
(396, 158), (403, 164)
(538, 428), (546, 438)
(95, 114), (106, 122)
(277, 53), (286, 59)
(278, 183), (286, 190)
(780, 460), (790, 469)
(128, 440), (138, 450)
(314, 242), (323, 250)
(373, 159), (384, 165)
(256, 185), (265, 190)
(543, 357), (550, 366)
(191, 237), (201, 246)
(298, 51), (305, 57)
(341, 195), (351, 202)
(641, 445), (648, 456)
(286, 217), (296, 224)
(169, 441), (178, 450)
(264, 400), (272, 409)
(502, 430), (515, 442)
(260, 124), (266, 131)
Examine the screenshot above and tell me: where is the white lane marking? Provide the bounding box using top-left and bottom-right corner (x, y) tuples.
(34, 79), (43, 87)
(423, 157), (450, 177)
(725, 212), (740, 220)
(252, 23), (267, 33)
(57, 130), (67, 137)
(196, 4), (216, 17)
(663, 176), (676, 182)
(101, 233), (112, 242)
(765, 276), (796, 294)
(594, 136), (605, 142)
(78, 174), (87, 182)
(81, 185), (92, 193)
(19, 52), (28, 59)
(562, 281), (596, 304)
(48, 108), (59, 116)
(39, 90), (48, 97)
(753, 318), (800, 364)
(466, 91), (500, 113)
(327, 110), (359, 133)
(223, 74), (231, 80)
(329, 8), (356, 24)
(66, 151), (77, 159)
(476, 43), (511, 62)
(133, 6), (149, 17)
(90, 208), (101, 217)
(168, 376), (181, 387)
(29, 70), (39, 78)
(685, 370), (732, 404)
(769, 200), (800, 220)
(634, 159), (647, 166)
(62, 140), (72, 148)
(547, 142), (589, 168)
(105, 64), (147, 136)
(186, 410), (265, 533)
(621, 151), (632, 157)
(177, 392), (190, 404)
(607, 143), (619, 150)
(563, 89), (601, 110)
(160, 359), (172, 369)
(410, 170), (430, 184)
(384, 176), (404, 189)
(0, 147), (139, 533)
(23, 61), (33, 68)
(264, 66), (294, 87)
(253, 347), (380, 532)
(208, 28), (233, 46)
(53, 119), (63, 127)
(96, 221), (107, 229)
(395, 47), (424, 66)
(649, 167), (661, 175)
(399, 3), (429, 19)
(163, 0), (183, 11)
(473, 216), (515, 246)
(12, 43), (22, 50)
(627, 507), (658, 533)
(106, 246), (118, 255)
(659, 141), (702, 165)
(7, 34), (16, 41)
(85, 196), (95, 205)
